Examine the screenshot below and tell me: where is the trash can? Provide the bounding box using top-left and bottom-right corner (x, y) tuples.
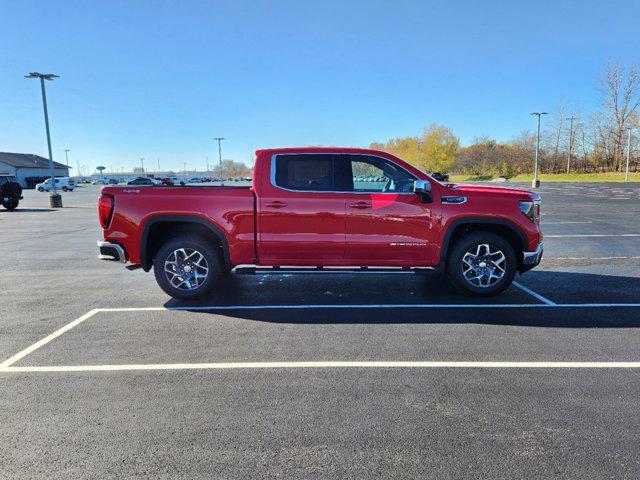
(49, 193), (63, 208)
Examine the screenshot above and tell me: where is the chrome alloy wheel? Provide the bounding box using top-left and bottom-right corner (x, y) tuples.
(461, 243), (506, 288)
(164, 248), (209, 291)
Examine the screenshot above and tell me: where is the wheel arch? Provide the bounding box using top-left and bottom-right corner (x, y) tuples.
(140, 215), (231, 272)
(438, 218), (528, 272)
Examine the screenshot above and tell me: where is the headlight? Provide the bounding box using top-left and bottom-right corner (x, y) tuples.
(519, 200), (535, 222)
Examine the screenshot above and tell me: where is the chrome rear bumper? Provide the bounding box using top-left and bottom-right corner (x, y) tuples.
(97, 241), (127, 263)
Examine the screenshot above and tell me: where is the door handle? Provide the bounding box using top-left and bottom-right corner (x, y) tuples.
(265, 201), (287, 208)
(349, 201), (372, 209)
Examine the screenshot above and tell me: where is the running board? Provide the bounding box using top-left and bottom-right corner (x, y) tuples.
(232, 266), (435, 275)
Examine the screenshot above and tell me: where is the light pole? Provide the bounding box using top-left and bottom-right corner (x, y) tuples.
(25, 72), (61, 206)
(417, 140), (423, 171)
(64, 148), (77, 178)
(625, 127), (632, 182)
(214, 137), (224, 175)
(140, 158), (145, 173)
(531, 112), (548, 188)
(565, 116), (576, 174)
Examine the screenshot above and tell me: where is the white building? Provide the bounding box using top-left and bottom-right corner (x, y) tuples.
(0, 152), (70, 188)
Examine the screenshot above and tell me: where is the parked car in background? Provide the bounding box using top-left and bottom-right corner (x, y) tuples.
(108, 178), (119, 184)
(92, 179), (109, 185)
(36, 177), (76, 192)
(127, 177), (155, 186)
(188, 177), (205, 183)
(0, 175), (23, 210)
(159, 178), (174, 186)
(431, 172), (450, 182)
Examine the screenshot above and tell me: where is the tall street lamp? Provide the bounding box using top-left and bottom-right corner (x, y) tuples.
(564, 116), (577, 174)
(417, 140), (423, 171)
(213, 137), (224, 175)
(625, 127), (632, 182)
(25, 72), (61, 207)
(531, 112), (548, 188)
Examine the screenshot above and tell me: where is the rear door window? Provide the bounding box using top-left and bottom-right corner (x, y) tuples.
(273, 154), (335, 191)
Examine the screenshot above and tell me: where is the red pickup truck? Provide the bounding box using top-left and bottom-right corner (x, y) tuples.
(98, 147), (542, 300)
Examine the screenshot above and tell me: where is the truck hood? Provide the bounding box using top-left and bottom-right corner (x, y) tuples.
(445, 183), (537, 199)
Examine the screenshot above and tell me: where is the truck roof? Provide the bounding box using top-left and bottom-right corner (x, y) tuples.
(256, 147), (388, 156)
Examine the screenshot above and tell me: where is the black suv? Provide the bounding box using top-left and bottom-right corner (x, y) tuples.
(127, 177), (154, 186)
(430, 172), (449, 182)
(0, 175), (23, 210)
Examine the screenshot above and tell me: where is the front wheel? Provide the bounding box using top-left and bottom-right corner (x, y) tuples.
(38, 187), (45, 192)
(446, 232), (517, 296)
(153, 234), (224, 300)
(2, 196), (19, 210)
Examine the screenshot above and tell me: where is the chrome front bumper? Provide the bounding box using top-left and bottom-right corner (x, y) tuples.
(521, 242), (543, 270)
(97, 241), (127, 263)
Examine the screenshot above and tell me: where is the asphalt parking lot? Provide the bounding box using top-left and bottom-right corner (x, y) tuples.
(1, 183), (640, 479)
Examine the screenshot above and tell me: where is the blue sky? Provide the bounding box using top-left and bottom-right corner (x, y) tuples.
(1, 0), (639, 172)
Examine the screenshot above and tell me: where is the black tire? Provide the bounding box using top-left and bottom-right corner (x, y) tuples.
(38, 187), (45, 192)
(2, 196), (19, 210)
(153, 234), (225, 300)
(62, 186), (68, 192)
(446, 232), (517, 297)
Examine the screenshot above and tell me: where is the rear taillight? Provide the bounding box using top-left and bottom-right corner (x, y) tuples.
(98, 195), (114, 229)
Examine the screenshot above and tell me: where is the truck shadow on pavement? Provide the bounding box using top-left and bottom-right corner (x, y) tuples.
(4, 208), (55, 213)
(163, 270), (640, 328)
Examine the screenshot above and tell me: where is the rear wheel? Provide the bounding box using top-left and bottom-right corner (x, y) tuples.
(62, 186), (68, 192)
(153, 234), (224, 300)
(446, 232), (517, 296)
(38, 187), (45, 192)
(2, 196), (19, 210)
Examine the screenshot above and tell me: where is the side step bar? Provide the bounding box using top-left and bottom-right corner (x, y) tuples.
(232, 266), (434, 275)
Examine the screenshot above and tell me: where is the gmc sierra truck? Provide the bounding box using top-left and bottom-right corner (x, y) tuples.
(98, 147), (542, 300)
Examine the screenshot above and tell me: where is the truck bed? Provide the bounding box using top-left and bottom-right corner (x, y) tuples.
(101, 185), (256, 266)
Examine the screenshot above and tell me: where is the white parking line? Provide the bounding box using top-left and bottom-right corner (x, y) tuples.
(0, 309), (100, 369)
(2, 361), (640, 373)
(512, 282), (556, 305)
(551, 256), (640, 261)
(3, 303), (640, 373)
(99, 303), (640, 312)
(545, 234), (640, 238)
(542, 221), (593, 225)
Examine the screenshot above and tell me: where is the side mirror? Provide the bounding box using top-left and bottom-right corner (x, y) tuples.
(414, 180), (433, 203)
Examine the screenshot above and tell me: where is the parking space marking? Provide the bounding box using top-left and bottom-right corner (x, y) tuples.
(545, 234), (640, 238)
(0, 309), (100, 369)
(3, 303), (640, 372)
(512, 282), (556, 305)
(99, 304), (640, 312)
(551, 255), (640, 261)
(542, 221), (593, 224)
(3, 361), (640, 373)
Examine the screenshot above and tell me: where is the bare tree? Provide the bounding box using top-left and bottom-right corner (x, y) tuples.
(600, 62), (640, 170)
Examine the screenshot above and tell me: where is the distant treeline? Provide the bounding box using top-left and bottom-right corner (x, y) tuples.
(370, 62), (639, 177)
(211, 159), (253, 178)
